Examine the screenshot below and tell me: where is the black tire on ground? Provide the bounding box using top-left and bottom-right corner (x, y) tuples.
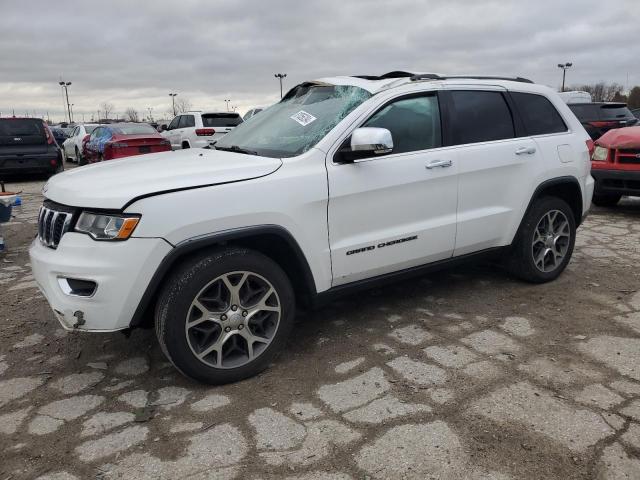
(592, 193), (621, 207)
(507, 196), (576, 283)
(182, 142), (190, 149)
(155, 247), (295, 384)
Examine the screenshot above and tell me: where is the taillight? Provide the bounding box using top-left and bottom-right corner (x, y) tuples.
(195, 128), (215, 136)
(44, 124), (55, 145)
(588, 121), (618, 128)
(586, 139), (594, 157)
(82, 134), (90, 143)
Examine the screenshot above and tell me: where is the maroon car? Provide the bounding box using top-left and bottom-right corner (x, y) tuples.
(82, 123), (171, 165)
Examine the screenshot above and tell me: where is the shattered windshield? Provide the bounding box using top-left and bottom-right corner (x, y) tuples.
(215, 84), (372, 158)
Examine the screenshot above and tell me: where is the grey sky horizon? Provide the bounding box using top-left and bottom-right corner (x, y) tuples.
(0, 0), (637, 122)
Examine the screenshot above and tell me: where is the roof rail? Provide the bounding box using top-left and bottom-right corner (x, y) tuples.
(410, 74), (534, 84)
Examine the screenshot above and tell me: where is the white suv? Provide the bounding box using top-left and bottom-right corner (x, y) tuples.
(30, 71), (594, 384)
(161, 111), (243, 149)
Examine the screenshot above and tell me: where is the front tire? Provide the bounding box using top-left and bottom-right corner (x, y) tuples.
(155, 247), (295, 384)
(592, 193), (621, 207)
(507, 196), (576, 283)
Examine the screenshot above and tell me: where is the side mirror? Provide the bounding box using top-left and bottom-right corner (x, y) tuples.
(335, 127), (393, 163)
(351, 127), (393, 155)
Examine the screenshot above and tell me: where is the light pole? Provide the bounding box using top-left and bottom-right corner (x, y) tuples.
(147, 107), (153, 122)
(169, 93), (178, 116)
(224, 99), (231, 111)
(58, 80), (72, 123)
(70, 104), (74, 123)
(557, 63), (572, 92)
(274, 73), (287, 99)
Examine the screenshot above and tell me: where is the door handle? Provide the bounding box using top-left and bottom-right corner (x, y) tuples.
(425, 159), (452, 169)
(515, 146), (536, 155)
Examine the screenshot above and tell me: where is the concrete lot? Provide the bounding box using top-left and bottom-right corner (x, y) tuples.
(1, 172), (640, 479)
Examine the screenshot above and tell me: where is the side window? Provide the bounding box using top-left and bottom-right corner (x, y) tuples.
(89, 128), (101, 141)
(168, 117), (180, 130)
(449, 91), (515, 145)
(511, 92), (567, 135)
(178, 115), (194, 128)
(183, 115), (195, 128)
(363, 95), (442, 154)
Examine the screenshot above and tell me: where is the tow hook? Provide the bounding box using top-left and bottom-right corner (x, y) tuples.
(72, 310), (85, 329)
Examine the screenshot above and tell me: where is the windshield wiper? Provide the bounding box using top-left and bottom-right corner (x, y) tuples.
(214, 145), (258, 156)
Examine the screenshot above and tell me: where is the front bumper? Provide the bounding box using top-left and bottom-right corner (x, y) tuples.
(29, 233), (172, 332)
(591, 169), (640, 196)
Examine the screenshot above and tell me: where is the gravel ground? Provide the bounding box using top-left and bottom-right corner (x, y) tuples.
(1, 173), (640, 479)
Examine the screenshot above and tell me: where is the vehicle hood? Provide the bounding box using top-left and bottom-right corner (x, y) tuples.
(596, 126), (640, 149)
(44, 149), (282, 210)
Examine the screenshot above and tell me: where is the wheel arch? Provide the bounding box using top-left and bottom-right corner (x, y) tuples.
(129, 225), (317, 329)
(521, 176), (584, 229)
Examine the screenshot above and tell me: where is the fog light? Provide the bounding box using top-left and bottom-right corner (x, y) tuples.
(57, 277), (97, 297)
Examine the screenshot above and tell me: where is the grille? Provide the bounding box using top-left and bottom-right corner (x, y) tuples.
(38, 204), (74, 248)
(617, 149), (640, 164)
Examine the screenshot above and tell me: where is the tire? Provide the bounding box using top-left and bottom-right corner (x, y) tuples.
(155, 247), (295, 384)
(75, 147), (83, 165)
(592, 193), (621, 207)
(182, 142), (190, 149)
(507, 196), (576, 283)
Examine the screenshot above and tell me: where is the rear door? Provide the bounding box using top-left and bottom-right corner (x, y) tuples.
(443, 87), (543, 255)
(202, 113), (243, 141)
(0, 119), (48, 156)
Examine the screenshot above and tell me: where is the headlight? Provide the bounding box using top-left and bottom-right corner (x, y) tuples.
(75, 212), (140, 240)
(592, 146), (609, 162)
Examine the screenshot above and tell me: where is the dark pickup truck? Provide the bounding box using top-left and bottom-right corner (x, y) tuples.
(0, 118), (64, 177)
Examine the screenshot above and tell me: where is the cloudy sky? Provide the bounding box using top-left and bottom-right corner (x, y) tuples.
(0, 0), (637, 122)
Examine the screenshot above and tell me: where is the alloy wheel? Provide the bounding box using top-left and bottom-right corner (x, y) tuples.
(531, 209), (571, 273)
(185, 271), (281, 369)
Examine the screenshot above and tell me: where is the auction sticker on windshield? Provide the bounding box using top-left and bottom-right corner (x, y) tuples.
(290, 110), (317, 126)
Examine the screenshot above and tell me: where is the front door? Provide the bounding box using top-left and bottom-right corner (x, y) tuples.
(327, 92), (458, 286)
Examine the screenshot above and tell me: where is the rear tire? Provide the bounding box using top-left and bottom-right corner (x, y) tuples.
(182, 142), (190, 149)
(155, 247), (295, 384)
(592, 193), (621, 207)
(507, 196), (576, 283)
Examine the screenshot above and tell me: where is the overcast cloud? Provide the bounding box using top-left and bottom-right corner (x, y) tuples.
(0, 0), (637, 122)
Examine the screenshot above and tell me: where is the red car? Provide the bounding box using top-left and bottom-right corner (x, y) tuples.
(591, 126), (640, 206)
(82, 123), (170, 164)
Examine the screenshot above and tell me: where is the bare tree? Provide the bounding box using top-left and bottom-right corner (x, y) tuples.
(627, 86), (640, 110)
(174, 98), (192, 114)
(569, 82), (625, 102)
(125, 108), (139, 122)
(100, 102), (115, 120)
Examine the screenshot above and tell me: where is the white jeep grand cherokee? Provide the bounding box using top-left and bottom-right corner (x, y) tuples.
(30, 71), (594, 384)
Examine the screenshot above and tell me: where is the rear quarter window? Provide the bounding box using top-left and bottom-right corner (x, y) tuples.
(511, 92), (567, 135)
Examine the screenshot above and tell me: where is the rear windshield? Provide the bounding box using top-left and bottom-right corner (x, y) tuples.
(110, 124), (157, 135)
(599, 104), (635, 120)
(202, 113), (243, 127)
(0, 119), (45, 137)
(0, 119), (46, 145)
(569, 104), (634, 121)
